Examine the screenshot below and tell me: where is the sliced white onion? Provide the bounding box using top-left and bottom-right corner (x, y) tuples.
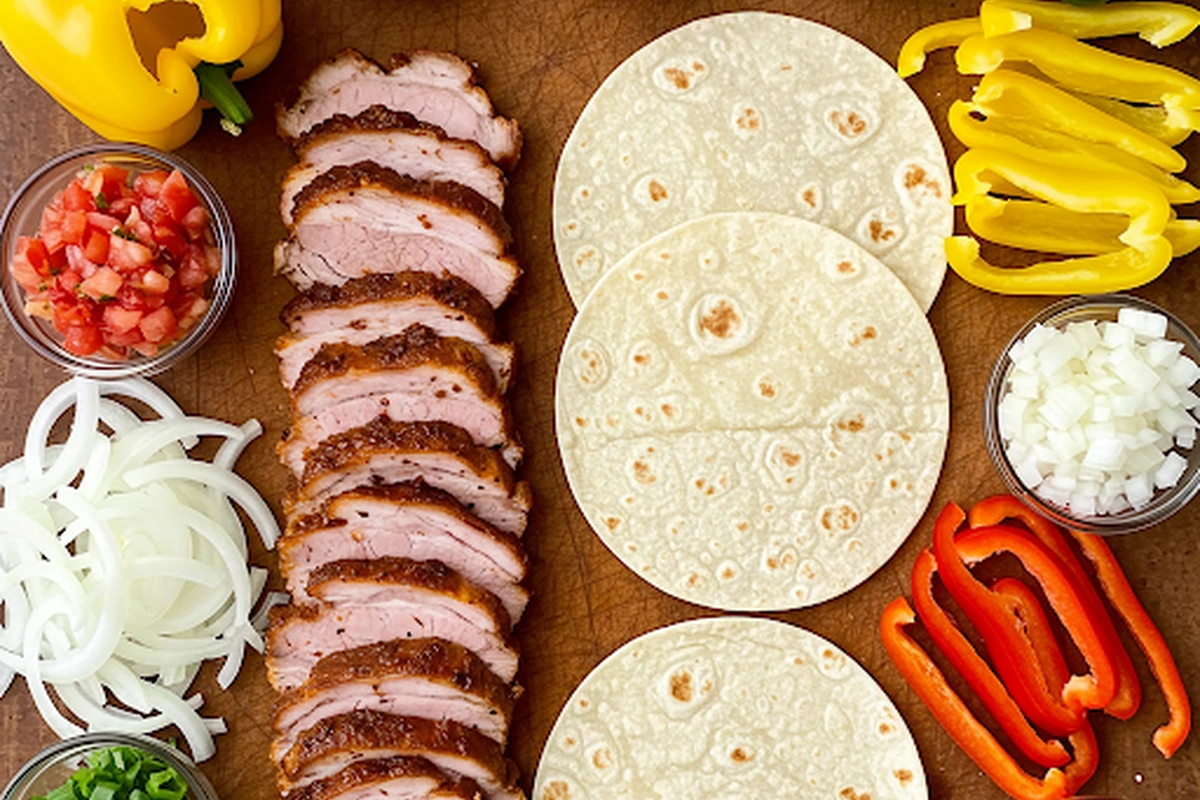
(1001, 309), (1198, 516)
(0, 377), (276, 761)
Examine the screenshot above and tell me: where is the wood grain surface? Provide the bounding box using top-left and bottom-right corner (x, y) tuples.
(1, 1), (1198, 798)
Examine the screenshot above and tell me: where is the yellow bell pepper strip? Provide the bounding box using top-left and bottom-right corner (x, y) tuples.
(896, 17), (982, 78)
(1070, 92), (1196, 147)
(1070, 531), (1192, 758)
(946, 234), (1174, 295)
(956, 29), (1200, 122)
(966, 197), (1200, 258)
(947, 100), (1200, 204)
(880, 596), (1100, 800)
(969, 69), (1186, 174)
(0, 0), (282, 150)
(953, 147), (1172, 249)
(980, 0), (1200, 48)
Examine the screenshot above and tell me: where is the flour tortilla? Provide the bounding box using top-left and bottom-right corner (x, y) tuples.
(555, 212), (949, 610)
(554, 11), (951, 311)
(533, 616), (927, 800)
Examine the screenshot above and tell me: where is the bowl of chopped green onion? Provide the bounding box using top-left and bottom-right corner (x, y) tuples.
(1, 733), (218, 800)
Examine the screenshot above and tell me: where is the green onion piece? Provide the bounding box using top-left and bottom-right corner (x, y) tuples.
(94, 192), (109, 210)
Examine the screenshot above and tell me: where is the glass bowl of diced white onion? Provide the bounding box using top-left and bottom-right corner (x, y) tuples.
(984, 294), (1200, 535)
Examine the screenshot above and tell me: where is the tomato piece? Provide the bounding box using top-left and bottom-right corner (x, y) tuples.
(17, 236), (50, 276)
(181, 206), (210, 241)
(139, 269), (171, 295)
(133, 170), (168, 198)
(158, 170), (198, 223)
(107, 236), (154, 271)
(138, 306), (177, 343)
(52, 299), (95, 332)
(61, 180), (94, 212)
(63, 323), (103, 356)
(79, 266), (124, 301)
(65, 244), (98, 277)
(11, 252), (43, 293)
(102, 304), (143, 335)
(107, 196), (135, 217)
(82, 229), (110, 264)
(56, 270), (83, 295)
(152, 224), (188, 261)
(60, 210), (88, 246)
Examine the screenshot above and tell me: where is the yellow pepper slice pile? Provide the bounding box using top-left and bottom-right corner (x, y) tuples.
(0, 0), (283, 150)
(898, 0), (1199, 296)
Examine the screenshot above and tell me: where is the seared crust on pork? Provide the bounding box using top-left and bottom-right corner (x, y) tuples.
(282, 756), (483, 800)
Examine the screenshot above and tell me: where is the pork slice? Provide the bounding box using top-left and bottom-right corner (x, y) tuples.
(280, 327), (522, 475)
(282, 757), (483, 800)
(279, 710), (524, 800)
(277, 49), (521, 170)
(274, 230), (519, 308)
(281, 105), (506, 225)
(273, 637), (517, 762)
(293, 162), (509, 255)
(280, 481), (528, 619)
(276, 272), (514, 392)
(266, 558), (518, 690)
(285, 418), (531, 535)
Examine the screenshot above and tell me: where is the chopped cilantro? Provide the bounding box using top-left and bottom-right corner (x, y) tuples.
(94, 193), (109, 210)
(32, 745), (191, 800)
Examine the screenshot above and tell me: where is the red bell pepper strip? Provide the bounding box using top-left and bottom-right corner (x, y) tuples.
(956, 524), (1119, 713)
(932, 503), (1086, 735)
(912, 549), (1070, 767)
(1071, 530), (1192, 757)
(991, 577), (1071, 694)
(969, 495), (1142, 720)
(881, 596), (1099, 800)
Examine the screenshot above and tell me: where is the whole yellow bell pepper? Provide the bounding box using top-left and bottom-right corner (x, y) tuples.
(0, 0), (283, 150)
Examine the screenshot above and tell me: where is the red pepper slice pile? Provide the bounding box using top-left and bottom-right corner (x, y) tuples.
(880, 494), (1191, 800)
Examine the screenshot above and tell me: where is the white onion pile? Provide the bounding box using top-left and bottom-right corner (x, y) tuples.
(0, 377), (281, 760)
(998, 307), (1200, 517)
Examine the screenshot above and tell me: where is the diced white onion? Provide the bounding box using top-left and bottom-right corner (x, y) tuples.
(0, 377), (277, 760)
(1001, 312), (1198, 517)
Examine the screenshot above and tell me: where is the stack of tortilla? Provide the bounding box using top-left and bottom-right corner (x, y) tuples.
(546, 13), (952, 797)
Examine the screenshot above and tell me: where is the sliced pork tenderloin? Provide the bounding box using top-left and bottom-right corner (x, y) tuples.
(285, 418), (531, 535)
(282, 756), (483, 800)
(273, 637), (517, 762)
(276, 272), (514, 392)
(276, 49), (522, 170)
(275, 164), (519, 305)
(282, 757), (483, 800)
(279, 710), (524, 800)
(281, 104), (506, 225)
(266, 557), (518, 690)
(280, 327), (522, 475)
(280, 481), (528, 619)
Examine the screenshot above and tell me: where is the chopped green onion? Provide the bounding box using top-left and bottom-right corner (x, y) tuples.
(94, 192), (109, 210)
(32, 746), (191, 800)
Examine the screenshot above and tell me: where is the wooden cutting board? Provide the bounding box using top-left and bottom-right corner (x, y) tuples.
(0, 1), (1198, 798)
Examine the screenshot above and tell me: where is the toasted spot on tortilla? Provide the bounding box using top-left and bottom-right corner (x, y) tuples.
(541, 780), (572, 800)
(730, 747), (754, 763)
(700, 299), (740, 338)
(829, 109), (868, 139)
(670, 671), (693, 701)
(663, 67), (691, 89)
(649, 180), (668, 201)
(591, 746), (614, 769)
(605, 516), (621, 530)
(839, 788), (870, 800)
(837, 414), (865, 433)
(632, 460), (655, 484)
(895, 769), (914, 785)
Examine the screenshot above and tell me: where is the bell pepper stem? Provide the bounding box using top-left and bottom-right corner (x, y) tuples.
(195, 60), (253, 135)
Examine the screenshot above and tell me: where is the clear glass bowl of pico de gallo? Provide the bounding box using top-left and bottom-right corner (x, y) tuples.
(0, 142), (236, 378)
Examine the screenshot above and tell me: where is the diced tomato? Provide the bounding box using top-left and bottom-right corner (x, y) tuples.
(56, 269), (83, 295)
(12, 164), (217, 361)
(138, 306), (177, 343)
(63, 323), (103, 356)
(152, 224), (187, 261)
(181, 206), (210, 241)
(158, 170), (198, 223)
(107, 236), (154, 271)
(133, 170), (169, 199)
(139, 269), (171, 294)
(60, 210), (88, 246)
(102, 304), (142, 335)
(61, 180), (94, 212)
(82, 229), (110, 264)
(79, 266), (124, 301)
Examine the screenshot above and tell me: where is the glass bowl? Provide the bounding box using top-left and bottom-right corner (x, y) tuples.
(1, 733), (219, 800)
(984, 294), (1200, 535)
(0, 142), (236, 379)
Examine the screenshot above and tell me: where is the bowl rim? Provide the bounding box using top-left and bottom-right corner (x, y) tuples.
(0, 141), (236, 379)
(0, 732), (219, 800)
(983, 292), (1200, 535)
